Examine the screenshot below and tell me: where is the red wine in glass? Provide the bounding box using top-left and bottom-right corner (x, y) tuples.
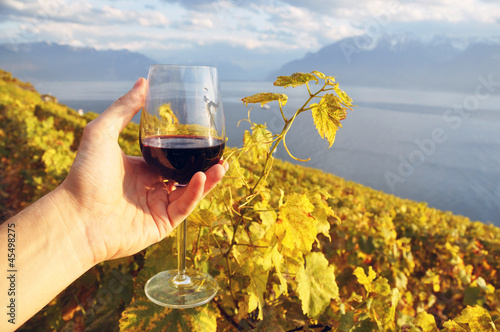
(140, 135), (225, 185)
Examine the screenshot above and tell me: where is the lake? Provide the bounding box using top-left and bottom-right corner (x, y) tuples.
(34, 80), (500, 226)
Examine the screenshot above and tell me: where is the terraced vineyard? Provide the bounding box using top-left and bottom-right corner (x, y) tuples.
(1, 69), (499, 331)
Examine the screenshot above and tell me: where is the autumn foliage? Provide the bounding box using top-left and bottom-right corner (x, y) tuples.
(1, 69), (500, 331)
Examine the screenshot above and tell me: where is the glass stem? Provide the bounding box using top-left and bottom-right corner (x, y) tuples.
(174, 219), (188, 284)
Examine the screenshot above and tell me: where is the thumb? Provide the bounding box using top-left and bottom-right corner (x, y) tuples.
(95, 77), (147, 138)
(167, 172), (206, 228)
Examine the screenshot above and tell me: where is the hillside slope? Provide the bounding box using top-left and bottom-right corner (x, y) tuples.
(2, 69), (500, 331)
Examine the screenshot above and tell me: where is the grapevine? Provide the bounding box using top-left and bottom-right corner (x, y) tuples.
(1, 69), (500, 331)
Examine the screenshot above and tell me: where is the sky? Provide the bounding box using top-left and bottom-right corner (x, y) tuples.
(1, 0), (500, 76)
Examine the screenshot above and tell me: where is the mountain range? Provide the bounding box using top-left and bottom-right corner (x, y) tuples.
(272, 34), (500, 92)
(0, 42), (248, 82)
(0, 42), (154, 82)
(1, 35), (499, 93)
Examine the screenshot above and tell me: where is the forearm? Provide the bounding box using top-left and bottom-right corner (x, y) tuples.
(0, 187), (94, 331)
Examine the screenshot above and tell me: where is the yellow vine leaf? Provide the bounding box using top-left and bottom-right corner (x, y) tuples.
(372, 277), (391, 296)
(270, 246), (288, 296)
(422, 270), (441, 293)
(232, 246), (270, 321)
(276, 193), (317, 253)
(189, 208), (217, 227)
(158, 102), (179, 126)
(254, 193), (277, 228)
(222, 155), (247, 189)
(332, 83), (354, 107)
(310, 93), (348, 148)
(119, 237), (218, 332)
(241, 92), (288, 107)
(388, 288), (401, 326)
(312, 70), (338, 86)
(354, 266), (377, 294)
(307, 189), (335, 240)
(447, 306), (497, 332)
(247, 265), (269, 320)
(120, 301), (217, 332)
(296, 252), (339, 318)
(442, 320), (469, 332)
(280, 246), (305, 276)
(370, 286), (400, 328)
(242, 124), (273, 164)
(250, 211), (286, 296)
(274, 72), (318, 88)
(414, 312), (439, 332)
(311, 70), (326, 79)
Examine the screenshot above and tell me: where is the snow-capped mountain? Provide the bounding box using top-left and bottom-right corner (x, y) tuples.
(271, 34), (500, 92)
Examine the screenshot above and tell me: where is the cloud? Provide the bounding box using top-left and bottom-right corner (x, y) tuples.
(1, 0), (498, 70)
(0, 0), (173, 49)
(160, 0), (256, 11)
(1, 0), (170, 26)
(282, 0), (500, 25)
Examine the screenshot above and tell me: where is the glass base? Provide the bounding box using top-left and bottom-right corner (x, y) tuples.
(144, 269), (218, 308)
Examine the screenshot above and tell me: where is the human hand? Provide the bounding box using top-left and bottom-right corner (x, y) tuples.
(60, 78), (228, 264)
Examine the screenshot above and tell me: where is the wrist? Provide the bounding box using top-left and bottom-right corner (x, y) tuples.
(45, 185), (97, 269)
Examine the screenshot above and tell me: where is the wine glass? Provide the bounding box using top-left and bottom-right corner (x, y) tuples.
(140, 65), (225, 308)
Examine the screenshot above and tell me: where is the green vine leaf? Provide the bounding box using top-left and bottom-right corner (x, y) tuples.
(274, 72), (318, 88)
(310, 93), (348, 147)
(296, 252), (339, 318)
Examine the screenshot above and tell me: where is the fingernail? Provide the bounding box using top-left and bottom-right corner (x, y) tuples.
(133, 77), (143, 89)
